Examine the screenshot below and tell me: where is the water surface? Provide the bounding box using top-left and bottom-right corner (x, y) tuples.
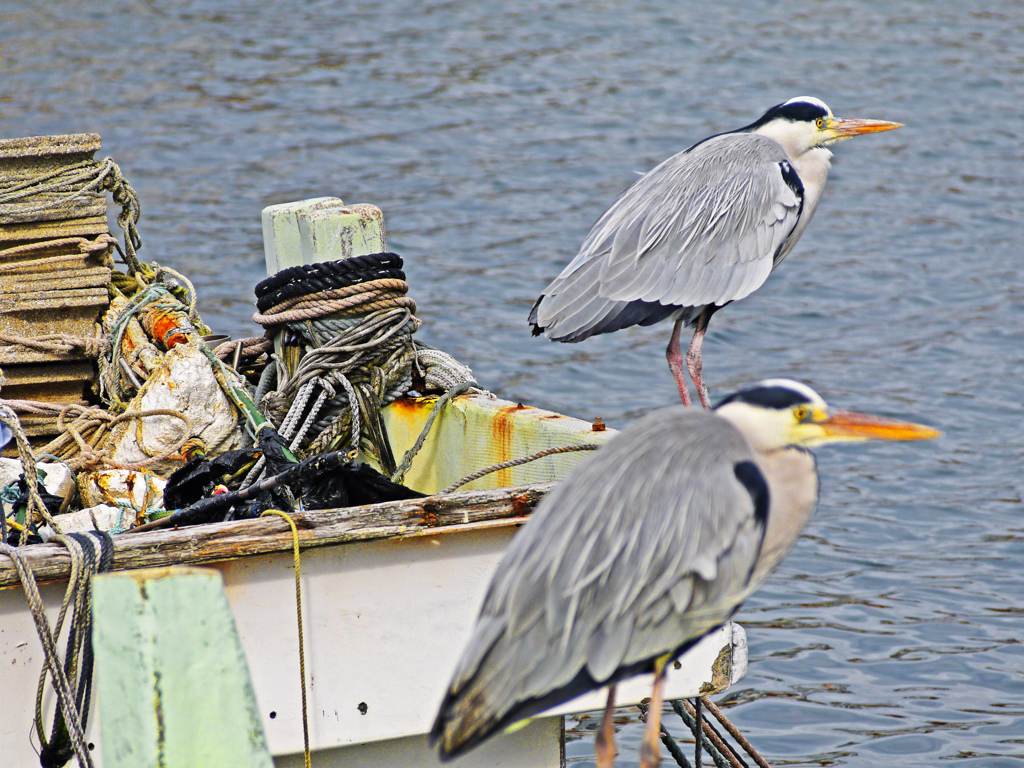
(2, 1), (1022, 765)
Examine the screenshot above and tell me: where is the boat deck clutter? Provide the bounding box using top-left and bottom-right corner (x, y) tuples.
(0, 135), (502, 547)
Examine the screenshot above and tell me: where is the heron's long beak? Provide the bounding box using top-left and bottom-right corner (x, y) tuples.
(817, 409), (940, 442)
(830, 117), (904, 139)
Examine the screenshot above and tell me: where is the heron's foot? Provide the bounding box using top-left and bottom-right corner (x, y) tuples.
(691, 368), (711, 409)
(595, 685), (617, 768)
(671, 367), (693, 407)
(640, 670), (666, 768)
(596, 730), (617, 768)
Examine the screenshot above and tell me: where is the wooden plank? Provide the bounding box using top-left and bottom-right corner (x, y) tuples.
(0, 482), (554, 589)
(92, 566), (273, 768)
(261, 197), (387, 274)
(0, 215), (109, 242)
(261, 196), (340, 274)
(2, 265), (111, 291)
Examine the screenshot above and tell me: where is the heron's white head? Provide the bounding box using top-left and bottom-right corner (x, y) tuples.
(745, 96), (903, 158)
(714, 379), (939, 452)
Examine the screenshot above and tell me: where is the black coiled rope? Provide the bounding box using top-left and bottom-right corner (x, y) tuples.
(254, 252), (407, 313)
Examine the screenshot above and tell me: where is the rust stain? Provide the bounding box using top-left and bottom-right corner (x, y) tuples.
(490, 404), (522, 488)
(386, 395), (435, 418)
(510, 492), (540, 518)
(592, 417), (606, 432)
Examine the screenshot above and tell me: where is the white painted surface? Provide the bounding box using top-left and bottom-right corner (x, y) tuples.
(214, 524), (746, 755)
(273, 718), (563, 768)
(0, 519), (747, 768)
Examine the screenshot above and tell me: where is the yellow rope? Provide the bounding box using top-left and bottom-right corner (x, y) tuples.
(261, 509), (311, 768)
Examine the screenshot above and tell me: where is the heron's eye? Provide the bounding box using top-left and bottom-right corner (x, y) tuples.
(815, 118), (825, 129)
(793, 406), (809, 422)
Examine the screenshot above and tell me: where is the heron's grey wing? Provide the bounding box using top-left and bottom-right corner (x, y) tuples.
(532, 134), (802, 335)
(434, 408), (766, 755)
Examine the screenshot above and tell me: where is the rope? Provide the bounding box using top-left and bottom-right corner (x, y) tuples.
(0, 157), (143, 274)
(259, 510), (311, 768)
(0, 541), (96, 768)
(213, 336), (272, 363)
(439, 443), (602, 495)
(391, 381), (472, 485)
(34, 533), (112, 768)
(3, 400), (192, 472)
(0, 332), (110, 359)
(635, 695), (771, 768)
(0, 403), (61, 544)
(253, 253), (479, 473)
(254, 252), (406, 308)
(699, 697), (772, 768)
(0, 234), (116, 272)
(675, 699), (739, 768)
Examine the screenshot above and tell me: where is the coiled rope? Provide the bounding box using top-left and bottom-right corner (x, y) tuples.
(0, 531), (113, 768)
(252, 252), (483, 480)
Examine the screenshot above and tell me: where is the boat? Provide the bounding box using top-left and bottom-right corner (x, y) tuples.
(0, 194), (749, 767)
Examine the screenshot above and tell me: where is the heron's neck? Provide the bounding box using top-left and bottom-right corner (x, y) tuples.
(790, 146), (832, 220)
(749, 446), (819, 585)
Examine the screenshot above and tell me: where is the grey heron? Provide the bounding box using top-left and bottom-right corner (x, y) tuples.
(431, 379), (938, 767)
(529, 97), (903, 407)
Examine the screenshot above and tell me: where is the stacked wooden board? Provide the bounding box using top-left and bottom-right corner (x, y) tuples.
(0, 134), (114, 432)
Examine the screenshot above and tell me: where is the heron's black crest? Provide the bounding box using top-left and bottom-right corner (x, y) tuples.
(715, 384), (811, 411)
(743, 100), (829, 132)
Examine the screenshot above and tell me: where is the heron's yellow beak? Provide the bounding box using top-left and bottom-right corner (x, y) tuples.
(811, 408), (940, 443)
(828, 117), (904, 140)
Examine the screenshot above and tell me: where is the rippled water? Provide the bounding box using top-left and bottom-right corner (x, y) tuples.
(3, 1), (1023, 765)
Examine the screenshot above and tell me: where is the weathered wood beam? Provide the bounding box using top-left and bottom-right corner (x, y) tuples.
(0, 482), (553, 589)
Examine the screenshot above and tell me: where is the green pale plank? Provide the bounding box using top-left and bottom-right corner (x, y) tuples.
(92, 566), (273, 768)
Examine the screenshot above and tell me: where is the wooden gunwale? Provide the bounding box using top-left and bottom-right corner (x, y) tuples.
(0, 481), (554, 589)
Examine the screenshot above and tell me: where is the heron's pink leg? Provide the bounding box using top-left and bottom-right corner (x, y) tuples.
(639, 667), (667, 768)
(595, 684), (617, 768)
(686, 310), (713, 409)
(666, 316), (692, 406)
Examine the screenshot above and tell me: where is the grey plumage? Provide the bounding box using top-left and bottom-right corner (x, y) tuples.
(433, 407), (763, 755)
(529, 97), (903, 407)
(431, 379), (938, 764)
(531, 134), (801, 341)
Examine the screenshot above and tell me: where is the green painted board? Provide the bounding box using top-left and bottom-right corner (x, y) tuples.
(92, 566), (273, 768)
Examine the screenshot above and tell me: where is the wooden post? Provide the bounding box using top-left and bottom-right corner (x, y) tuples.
(261, 197), (387, 274)
(260, 197), (389, 367)
(92, 566), (273, 768)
